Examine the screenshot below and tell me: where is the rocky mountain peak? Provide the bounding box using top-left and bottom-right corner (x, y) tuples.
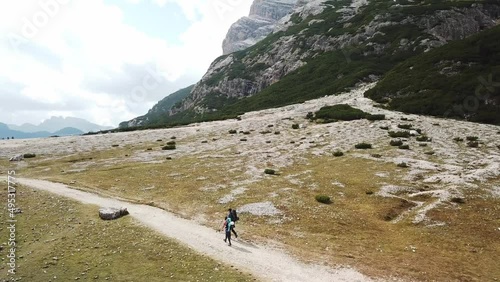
(222, 0), (298, 55)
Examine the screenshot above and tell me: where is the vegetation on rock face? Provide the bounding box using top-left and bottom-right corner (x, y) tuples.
(366, 25), (500, 125)
(119, 85), (194, 128)
(118, 1), (500, 130)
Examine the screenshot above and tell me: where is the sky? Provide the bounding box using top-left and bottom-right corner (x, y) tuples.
(0, 0), (253, 127)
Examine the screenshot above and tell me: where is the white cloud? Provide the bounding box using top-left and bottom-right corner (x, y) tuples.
(0, 0), (253, 127)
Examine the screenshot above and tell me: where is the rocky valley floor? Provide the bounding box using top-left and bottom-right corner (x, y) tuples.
(1, 84), (499, 281)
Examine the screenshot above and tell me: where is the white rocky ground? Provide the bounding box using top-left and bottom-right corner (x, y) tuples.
(3, 84), (499, 281)
(3, 84), (499, 225)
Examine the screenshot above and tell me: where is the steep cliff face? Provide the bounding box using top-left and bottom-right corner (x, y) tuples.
(170, 1), (500, 118)
(121, 0), (500, 128)
(222, 0), (298, 55)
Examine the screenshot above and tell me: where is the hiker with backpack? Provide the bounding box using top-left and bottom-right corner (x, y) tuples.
(227, 208), (238, 238)
(220, 216), (232, 246)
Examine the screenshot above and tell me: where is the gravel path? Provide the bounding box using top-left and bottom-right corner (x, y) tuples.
(17, 178), (372, 282)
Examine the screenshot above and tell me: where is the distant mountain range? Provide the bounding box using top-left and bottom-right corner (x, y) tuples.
(0, 123), (81, 139)
(1, 116), (112, 139)
(8, 116), (112, 133)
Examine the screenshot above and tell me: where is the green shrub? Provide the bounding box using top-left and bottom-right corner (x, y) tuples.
(397, 124), (413, 130)
(146, 148), (153, 151)
(333, 150), (344, 157)
(264, 169), (276, 175)
(466, 136), (479, 141)
(229, 129), (237, 134)
(424, 151), (435, 155)
(371, 153), (382, 158)
(111, 144), (119, 147)
(274, 131), (281, 135)
(380, 126), (389, 130)
(170, 136), (177, 140)
(451, 197), (465, 204)
(243, 131), (251, 135)
(467, 141), (479, 148)
(240, 138), (248, 142)
(292, 124), (300, 129)
(388, 131), (410, 138)
(355, 142), (372, 149)
(166, 141), (176, 145)
(419, 143), (428, 147)
(453, 137), (464, 142)
(366, 114), (386, 121)
(390, 139), (403, 146)
(315, 195), (331, 204)
(306, 112), (314, 119)
(313, 104), (367, 122)
(397, 162), (409, 168)
(416, 136), (430, 142)
(201, 140), (208, 143)
(162, 145), (176, 150)
(156, 139), (162, 142)
(399, 144), (410, 150)
(23, 153), (36, 158)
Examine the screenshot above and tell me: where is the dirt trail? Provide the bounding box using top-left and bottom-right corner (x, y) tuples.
(17, 178), (372, 282)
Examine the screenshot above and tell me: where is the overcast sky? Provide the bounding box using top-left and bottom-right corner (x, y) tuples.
(0, 0), (253, 127)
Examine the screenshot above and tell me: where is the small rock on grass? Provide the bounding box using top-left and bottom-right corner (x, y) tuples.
(99, 207), (129, 220)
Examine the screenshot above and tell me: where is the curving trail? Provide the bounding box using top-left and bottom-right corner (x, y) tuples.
(17, 178), (372, 282)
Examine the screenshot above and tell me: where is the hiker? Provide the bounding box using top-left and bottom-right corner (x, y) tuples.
(227, 208), (238, 238)
(221, 216), (232, 246)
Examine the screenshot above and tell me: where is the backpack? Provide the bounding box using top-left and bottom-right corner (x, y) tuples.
(231, 209), (239, 222)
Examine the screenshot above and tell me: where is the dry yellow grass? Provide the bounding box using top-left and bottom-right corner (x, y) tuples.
(0, 182), (254, 281)
(11, 146), (500, 281)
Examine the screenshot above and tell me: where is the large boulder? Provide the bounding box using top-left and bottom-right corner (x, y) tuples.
(99, 207), (129, 220)
(9, 155), (23, 162)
